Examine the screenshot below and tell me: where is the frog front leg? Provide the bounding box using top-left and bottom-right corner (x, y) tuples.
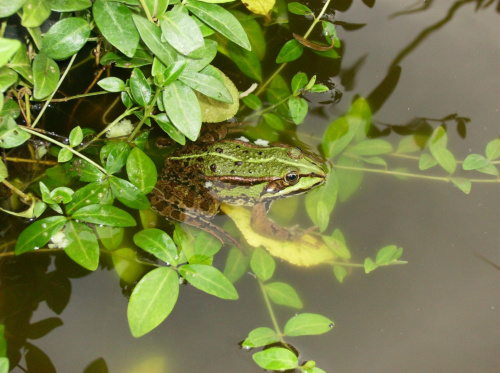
(250, 201), (296, 241)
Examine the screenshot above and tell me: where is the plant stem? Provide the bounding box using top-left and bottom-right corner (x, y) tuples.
(49, 91), (109, 103)
(2, 179), (30, 200)
(138, 0), (154, 22)
(4, 157), (57, 165)
(257, 279), (285, 341)
(127, 87), (161, 141)
(19, 127), (108, 175)
(32, 54), (78, 128)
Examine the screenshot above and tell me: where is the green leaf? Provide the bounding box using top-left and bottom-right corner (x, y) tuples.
(100, 50), (153, 68)
(71, 204), (136, 227)
(0, 67), (18, 92)
(429, 126), (456, 174)
(182, 39), (218, 72)
(0, 324), (6, 356)
(109, 176), (150, 210)
(112, 247), (144, 283)
(15, 216), (67, 255)
(333, 265), (347, 283)
(126, 147), (157, 194)
(322, 235), (350, 260)
(287, 2), (312, 15)
(0, 0), (27, 18)
(284, 313), (334, 336)
(50, 187), (74, 204)
(102, 142), (131, 174)
(0, 38), (21, 68)
(132, 14), (176, 66)
(223, 246), (249, 283)
(288, 96), (308, 124)
(143, 0), (169, 17)
(128, 267), (179, 337)
(64, 221), (99, 270)
(305, 170), (338, 229)
(485, 138), (500, 160)
(160, 10), (204, 55)
(364, 257), (377, 273)
(450, 177), (471, 194)
(475, 164), (499, 176)
(241, 94), (262, 110)
(231, 9), (266, 60)
(58, 147), (73, 163)
(250, 247), (275, 281)
(242, 327), (279, 348)
(154, 113), (186, 145)
(194, 231), (222, 257)
(49, 0), (92, 12)
(162, 80), (201, 141)
(227, 42), (262, 82)
(98, 77), (125, 92)
(0, 357), (8, 373)
(96, 225), (124, 250)
(33, 53), (60, 100)
(291, 72), (307, 94)
(69, 126), (83, 148)
(22, 0), (51, 28)
(263, 112), (284, 130)
(0, 114), (30, 148)
(310, 84), (329, 93)
(186, 1), (250, 50)
(252, 347), (298, 370)
(129, 68), (151, 107)
(93, 0), (139, 57)
(265, 282), (303, 309)
(41, 18), (90, 60)
(276, 39), (303, 63)
(133, 228), (177, 265)
(463, 154), (490, 170)
(375, 245), (398, 264)
(418, 153), (437, 170)
(158, 59), (187, 86)
(349, 139), (393, 156)
(180, 69), (233, 103)
(179, 264), (238, 299)
(337, 155), (363, 202)
(65, 181), (110, 214)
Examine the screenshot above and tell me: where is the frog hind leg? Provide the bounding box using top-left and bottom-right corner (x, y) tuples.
(150, 180), (243, 250)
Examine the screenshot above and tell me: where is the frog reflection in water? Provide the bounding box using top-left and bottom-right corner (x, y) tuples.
(150, 125), (326, 247)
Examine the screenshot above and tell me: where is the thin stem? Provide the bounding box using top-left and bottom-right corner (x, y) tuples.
(32, 54), (78, 128)
(127, 87), (161, 141)
(19, 127), (108, 175)
(4, 157), (57, 165)
(2, 179), (30, 200)
(257, 279), (285, 340)
(138, 0), (154, 22)
(49, 91), (109, 103)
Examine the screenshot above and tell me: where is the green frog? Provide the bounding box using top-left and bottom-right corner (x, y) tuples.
(150, 125), (326, 247)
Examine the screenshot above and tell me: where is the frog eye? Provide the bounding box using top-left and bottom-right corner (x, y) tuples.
(284, 171), (299, 185)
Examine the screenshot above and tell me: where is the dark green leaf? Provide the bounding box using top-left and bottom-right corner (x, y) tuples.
(130, 68), (151, 107)
(109, 176), (150, 209)
(128, 267), (179, 337)
(71, 204), (136, 227)
(231, 10), (266, 60)
(64, 221), (99, 270)
(49, 0), (92, 12)
(126, 147), (157, 194)
(227, 42), (261, 81)
(265, 282), (303, 309)
(291, 72), (307, 94)
(133, 228), (177, 265)
(0, 114), (30, 148)
(154, 113), (186, 145)
(252, 348), (298, 370)
(27, 317), (63, 340)
(242, 327), (279, 348)
(41, 18), (90, 60)
(287, 2), (312, 15)
(93, 0), (139, 57)
(70, 159), (106, 182)
(0, 67), (18, 92)
(179, 264), (238, 299)
(15, 216), (67, 254)
(284, 313), (334, 336)
(250, 247), (275, 281)
(161, 60), (188, 86)
(0, 159), (7, 182)
(186, 1), (251, 50)
(180, 69), (233, 103)
(276, 40), (303, 63)
(160, 10), (204, 55)
(7, 42), (32, 83)
(241, 94), (262, 110)
(162, 80), (201, 141)
(98, 77), (125, 92)
(132, 14), (177, 67)
(33, 53), (60, 100)
(50, 187), (74, 204)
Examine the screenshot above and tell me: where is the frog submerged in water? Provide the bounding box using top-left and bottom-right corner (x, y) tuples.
(150, 126), (326, 247)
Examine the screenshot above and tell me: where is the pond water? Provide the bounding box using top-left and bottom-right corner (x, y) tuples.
(1, 1), (499, 372)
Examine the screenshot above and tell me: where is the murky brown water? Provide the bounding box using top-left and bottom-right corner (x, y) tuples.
(1, 1), (499, 372)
